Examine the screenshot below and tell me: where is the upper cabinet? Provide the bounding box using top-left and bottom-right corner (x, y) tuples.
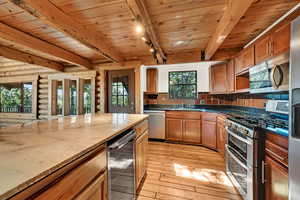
(235, 46), (255, 74)
(255, 35), (272, 64)
(210, 63), (227, 94)
(255, 23), (290, 64)
(226, 59), (235, 93)
(146, 68), (158, 93)
(272, 23), (290, 56)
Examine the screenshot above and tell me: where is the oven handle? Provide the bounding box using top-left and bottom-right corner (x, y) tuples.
(225, 127), (253, 146)
(226, 145), (249, 170)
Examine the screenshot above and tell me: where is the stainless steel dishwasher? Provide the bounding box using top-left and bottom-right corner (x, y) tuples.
(107, 129), (136, 200)
(143, 110), (165, 139)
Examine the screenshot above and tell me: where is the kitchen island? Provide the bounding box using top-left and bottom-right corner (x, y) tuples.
(0, 113), (148, 200)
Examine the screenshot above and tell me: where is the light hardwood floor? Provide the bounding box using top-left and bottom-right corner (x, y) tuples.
(137, 141), (242, 200)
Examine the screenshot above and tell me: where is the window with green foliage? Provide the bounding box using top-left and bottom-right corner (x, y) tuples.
(0, 82), (32, 113)
(169, 71), (197, 99)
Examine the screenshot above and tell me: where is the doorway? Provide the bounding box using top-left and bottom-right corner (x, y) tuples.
(107, 70), (135, 113)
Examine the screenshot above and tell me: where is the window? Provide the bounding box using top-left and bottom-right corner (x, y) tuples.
(111, 76), (129, 107)
(0, 82), (33, 113)
(48, 71), (96, 116)
(169, 71), (197, 99)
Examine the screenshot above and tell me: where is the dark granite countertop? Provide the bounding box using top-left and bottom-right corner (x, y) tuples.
(144, 104), (289, 137)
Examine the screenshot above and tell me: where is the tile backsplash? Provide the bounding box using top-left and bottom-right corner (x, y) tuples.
(144, 92), (289, 109)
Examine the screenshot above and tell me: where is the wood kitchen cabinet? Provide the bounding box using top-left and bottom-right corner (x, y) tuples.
(217, 116), (226, 158)
(146, 68), (158, 93)
(183, 119), (201, 144)
(242, 46), (255, 69)
(272, 23), (290, 57)
(226, 59), (235, 93)
(166, 118), (183, 141)
(32, 146), (108, 200)
(264, 132), (289, 200)
(166, 111), (201, 144)
(255, 23), (290, 64)
(210, 63), (227, 94)
(75, 172), (107, 200)
(201, 113), (217, 150)
(135, 130), (148, 189)
(235, 46), (255, 74)
(255, 35), (272, 64)
(265, 155), (288, 200)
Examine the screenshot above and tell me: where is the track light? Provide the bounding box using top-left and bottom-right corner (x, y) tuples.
(150, 48), (155, 53)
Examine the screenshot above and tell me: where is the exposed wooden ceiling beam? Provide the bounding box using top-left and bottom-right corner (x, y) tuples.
(205, 0), (254, 60)
(126, 0), (166, 62)
(8, 0), (123, 63)
(0, 45), (64, 72)
(0, 22), (92, 69)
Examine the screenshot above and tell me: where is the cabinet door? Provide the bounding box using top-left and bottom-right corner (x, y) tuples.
(210, 63), (227, 93)
(146, 68), (157, 93)
(255, 35), (272, 64)
(75, 172), (108, 200)
(166, 118), (183, 141)
(202, 120), (217, 149)
(226, 59), (235, 93)
(265, 155), (288, 200)
(217, 123), (226, 157)
(183, 119), (201, 144)
(135, 131), (148, 189)
(272, 24), (290, 56)
(235, 53), (244, 74)
(242, 46), (255, 68)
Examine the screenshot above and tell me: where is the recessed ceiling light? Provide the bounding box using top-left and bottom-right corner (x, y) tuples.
(150, 48), (155, 53)
(135, 24), (144, 33)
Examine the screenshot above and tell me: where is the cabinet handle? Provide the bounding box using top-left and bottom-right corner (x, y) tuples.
(265, 148), (287, 161)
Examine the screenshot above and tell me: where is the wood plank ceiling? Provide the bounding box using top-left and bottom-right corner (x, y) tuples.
(0, 0), (299, 71)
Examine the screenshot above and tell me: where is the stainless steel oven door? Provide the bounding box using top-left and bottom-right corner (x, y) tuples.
(226, 145), (253, 200)
(226, 127), (253, 166)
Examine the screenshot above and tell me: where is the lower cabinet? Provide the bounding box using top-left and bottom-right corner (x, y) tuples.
(166, 118), (183, 141)
(75, 172), (107, 200)
(183, 119), (201, 144)
(264, 132), (288, 200)
(265, 155), (288, 200)
(135, 130), (148, 189)
(217, 117), (226, 157)
(202, 120), (217, 149)
(33, 146), (108, 200)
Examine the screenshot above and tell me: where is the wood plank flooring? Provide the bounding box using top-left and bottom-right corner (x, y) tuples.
(137, 141), (242, 200)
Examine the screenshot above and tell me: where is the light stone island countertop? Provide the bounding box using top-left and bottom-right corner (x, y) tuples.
(0, 113), (148, 200)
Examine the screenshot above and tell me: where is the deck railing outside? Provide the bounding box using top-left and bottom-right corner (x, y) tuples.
(0, 106), (32, 113)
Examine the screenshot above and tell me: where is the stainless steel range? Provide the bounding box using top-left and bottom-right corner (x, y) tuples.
(225, 119), (264, 200)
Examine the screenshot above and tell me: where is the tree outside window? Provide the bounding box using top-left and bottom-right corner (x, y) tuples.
(0, 82), (32, 113)
(169, 71), (197, 99)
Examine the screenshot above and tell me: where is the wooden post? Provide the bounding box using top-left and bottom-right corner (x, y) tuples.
(63, 79), (70, 116)
(77, 78), (85, 115)
(49, 80), (58, 115)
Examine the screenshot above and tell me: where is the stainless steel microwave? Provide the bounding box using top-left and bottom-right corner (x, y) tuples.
(249, 52), (289, 94)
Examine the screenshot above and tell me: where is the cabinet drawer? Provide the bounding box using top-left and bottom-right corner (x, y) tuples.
(265, 131), (288, 167)
(265, 140), (288, 167)
(33, 147), (107, 200)
(202, 112), (217, 122)
(75, 171), (107, 200)
(135, 119), (148, 138)
(166, 111), (201, 119)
